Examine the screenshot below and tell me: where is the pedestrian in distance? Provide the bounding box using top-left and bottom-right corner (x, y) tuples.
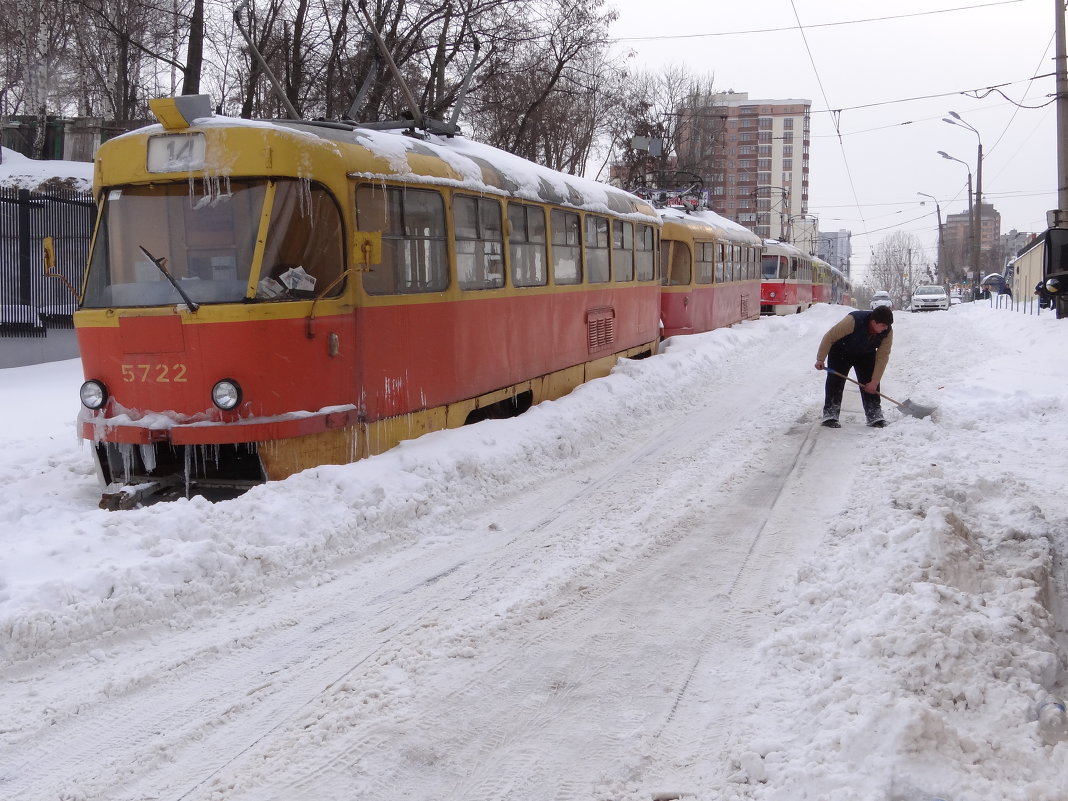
(813, 306), (894, 428)
(1035, 280), (1053, 309)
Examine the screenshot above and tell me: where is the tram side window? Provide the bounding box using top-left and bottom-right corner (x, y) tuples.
(612, 221), (634, 281)
(508, 203), (547, 287)
(585, 215), (610, 284)
(456, 195), (504, 290)
(669, 241), (691, 286)
(551, 209), (582, 284)
(659, 241), (671, 286)
(717, 244), (727, 283)
(636, 224), (655, 281)
(732, 246), (742, 281)
(356, 185), (448, 295)
(259, 181), (345, 300)
(695, 242), (713, 284)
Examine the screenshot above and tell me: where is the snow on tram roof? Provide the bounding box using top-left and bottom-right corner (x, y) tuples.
(763, 238), (808, 254)
(660, 205), (762, 244)
(120, 114), (658, 222)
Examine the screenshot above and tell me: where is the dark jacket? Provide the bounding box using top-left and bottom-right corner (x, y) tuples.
(816, 310), (894, 383)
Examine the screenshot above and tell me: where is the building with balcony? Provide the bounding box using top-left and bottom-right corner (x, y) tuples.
(675, 91), (811, 241)
(943, 202), (1001, 278)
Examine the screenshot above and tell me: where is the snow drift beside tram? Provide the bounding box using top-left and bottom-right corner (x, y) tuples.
(74, 101), (662, 508)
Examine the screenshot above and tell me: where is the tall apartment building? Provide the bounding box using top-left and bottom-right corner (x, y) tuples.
(676, 91), (812, 241)
(943, 201), (1001, 277)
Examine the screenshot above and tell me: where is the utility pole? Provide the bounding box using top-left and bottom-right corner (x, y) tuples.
(917, 192), (944, 282)
(1042, 0), (1068, 319)
(1057, 0), (1068, 218)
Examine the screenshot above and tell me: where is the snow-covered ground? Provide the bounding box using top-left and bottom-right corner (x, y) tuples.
(1, 302), (1066, 801)
(0, 145), (92, 191)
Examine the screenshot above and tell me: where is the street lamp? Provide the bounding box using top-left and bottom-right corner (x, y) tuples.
(937, 150), (975, 295)
(943, 111), (984, 294)
(917, 191), (944, 283)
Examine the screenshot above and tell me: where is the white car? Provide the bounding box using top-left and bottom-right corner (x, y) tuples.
(911, 285), (950, 311)
(870, 291), (893, 310)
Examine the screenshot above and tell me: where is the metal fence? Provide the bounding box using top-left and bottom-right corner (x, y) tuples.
(0, 186), (95, 338)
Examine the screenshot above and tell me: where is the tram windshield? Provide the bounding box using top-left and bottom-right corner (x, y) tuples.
(761, 254), (787, 280)
(82, 179), (345, 308)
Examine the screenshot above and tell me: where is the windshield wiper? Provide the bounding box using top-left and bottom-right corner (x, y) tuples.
(138, 245), (200, 312)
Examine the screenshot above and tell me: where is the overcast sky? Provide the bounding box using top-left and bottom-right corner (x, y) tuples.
(606, 0), (1056, 283)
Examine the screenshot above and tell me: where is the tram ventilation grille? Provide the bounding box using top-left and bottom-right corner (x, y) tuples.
(586, 307), (615, 353)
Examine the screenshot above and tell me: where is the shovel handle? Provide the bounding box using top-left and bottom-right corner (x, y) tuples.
(825, 368), (905, 407)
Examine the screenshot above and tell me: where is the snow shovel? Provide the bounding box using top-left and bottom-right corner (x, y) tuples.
(825, 368), (936, 419)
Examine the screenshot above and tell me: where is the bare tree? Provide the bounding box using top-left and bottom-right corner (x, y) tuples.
(600, 65), (719, 190)
(183, 0), (204, 95)
(867, 230), (932, 308)
(463, 0), (619, 171)
(0, 0), (626, 174)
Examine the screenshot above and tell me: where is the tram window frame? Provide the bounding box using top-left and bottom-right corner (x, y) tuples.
(82, 181), (266, 308)
(716, 244), (726, 283)
(259, 181), (346, 301)
(356, 184), (448, 295)
(732, 245), (742, 281)
(611, 220), (634, 282)
(659, 240), (671, 286)
(550, 209), (582, 285)
(508, 203), (548, 288)
(635, 224), (656, 281)
(695, 242), (713, 284)
(668, 240), (692, 286)
(455, 195), (505, 291)
(585, 215), (610, 284)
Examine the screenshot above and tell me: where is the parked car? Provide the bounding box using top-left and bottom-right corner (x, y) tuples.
(911, 285), (950, 311)
(870, 291), (893, 310)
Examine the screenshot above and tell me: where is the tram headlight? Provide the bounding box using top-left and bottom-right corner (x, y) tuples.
(211, 379), (242, 410)
(79, 380), (108, 410)
(768, 290), (778, 299)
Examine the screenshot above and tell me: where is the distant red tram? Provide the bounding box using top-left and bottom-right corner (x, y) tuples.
(760, 239), (816, 315)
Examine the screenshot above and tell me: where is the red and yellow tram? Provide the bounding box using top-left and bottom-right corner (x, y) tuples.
(659, 205), (763, 337)
(759, 239), (815, 315)
(810, 255), (834, 305)
(830, 265), (854, 307)
(74, 98), (662, 506)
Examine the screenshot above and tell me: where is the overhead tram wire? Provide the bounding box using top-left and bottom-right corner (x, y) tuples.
(615, 0), (1026, 42)
(975, 32), (1056, 187)
(787, 0), (872, 264)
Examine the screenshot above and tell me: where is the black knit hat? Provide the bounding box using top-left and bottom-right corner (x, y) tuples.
(871, 305), (894, 326)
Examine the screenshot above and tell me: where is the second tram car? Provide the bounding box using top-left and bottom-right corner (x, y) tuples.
(658, 203), (763, 337)
(74, 97), (662, 507)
